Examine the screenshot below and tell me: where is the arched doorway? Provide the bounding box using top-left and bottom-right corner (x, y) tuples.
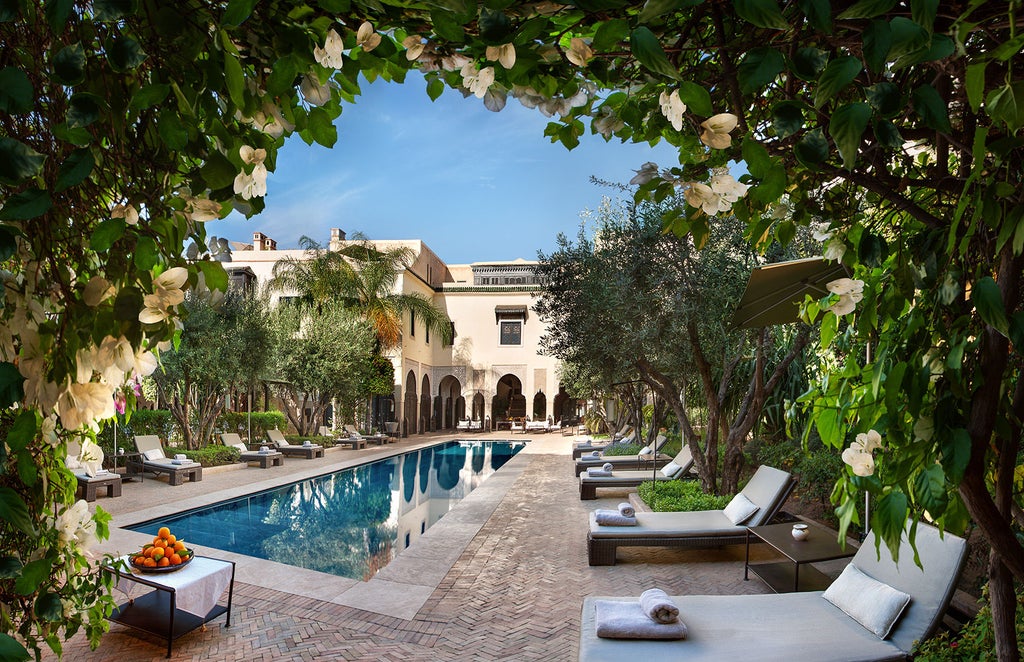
(532, 389), (546, 421)
(492, 374), (525, 426)
(471, 392), (485, 422)
(419, 374), (431, 433)
(438, 375), (463, 429)
(403, 370), (417, 437)
(553, 385), (576, 425)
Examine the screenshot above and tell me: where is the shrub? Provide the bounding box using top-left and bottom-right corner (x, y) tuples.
(638, 480), (732, 512)
(162, 444), (240, 467)
(912, 585), (1022, 660)
(603, 442), (644, 456)
(286, 433), (339, 448)
(218, 410), (287, 442)
(96, 409), (177, 459)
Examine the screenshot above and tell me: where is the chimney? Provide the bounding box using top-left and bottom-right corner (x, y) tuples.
(329, 228), (347, 251)
(252, 232), (276, 251)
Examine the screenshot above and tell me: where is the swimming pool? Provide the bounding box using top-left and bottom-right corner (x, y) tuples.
(128, 440), (525, 580)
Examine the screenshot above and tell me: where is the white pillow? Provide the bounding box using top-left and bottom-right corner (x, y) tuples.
(143, 448), (165, 461)
(639, 447), (654, 456)
(823, 563), (911, 639)
(660, 462), (682, 478)
(232, 443), (248, 453)
(723, 493), (760, 524)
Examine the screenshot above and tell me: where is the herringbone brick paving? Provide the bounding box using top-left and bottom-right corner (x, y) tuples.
(50, 448), (776, 661)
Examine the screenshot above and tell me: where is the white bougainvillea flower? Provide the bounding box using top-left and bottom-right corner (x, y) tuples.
(234, 145), (269, 200)
(709, 173), (748, 203)
(403, 35), (425, 61)
(699, 113), (739, 149)
(854, 429), (883, 453)
(659, 90), (687, 131)
(140, 266), (188, 324)
(83, 276), (114, 306)
(811, 223), (833, 243)
(110, 203), (139, 226)
(842, 446), (876, 476)
(55, 499), (97, 550)
(913, 416), (934, 441)
(629, 162), (660, 186)
(460, 62), (495, 98)
(102, 335), (135, 374)
(239, 145), (267, 165)
(42, 415), (59, 447)
(57, 381), (117, 431)
(594, 109), (625, 138)
(300, 74), (331, 106)
(356, 21), (381, 51)
(134, 348), (158, 377)
(249, 102), (293, 138)
(441, 53), (471, 72)
(314, 29), (344, 68)
(823, 277), (864, 316)
(824, 236), (846, 261)
(486, 43), (516, 69)
(186, 197), (222, 222)
(79, 438), (104, 477)
(684, 182), (731, 215)
(565, 37), (593, 66)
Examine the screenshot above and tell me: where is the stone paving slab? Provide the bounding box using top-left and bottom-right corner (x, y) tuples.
(47, 432), (784, 661)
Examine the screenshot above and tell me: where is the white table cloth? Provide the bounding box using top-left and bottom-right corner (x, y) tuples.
(114, 556), (233, 617)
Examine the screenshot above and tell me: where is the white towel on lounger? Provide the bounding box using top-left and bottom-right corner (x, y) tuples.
(640, 588), (680, 624)
(587, 467), (612, 477)
(618, 502), (635, 518)
(594, 509), (637, 526)
(594, 600), (687, 640)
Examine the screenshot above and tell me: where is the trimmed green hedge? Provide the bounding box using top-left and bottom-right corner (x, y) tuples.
(219, 411), (288, 442)
(638, 480), (731, 512)
(175, 444), (241, 467)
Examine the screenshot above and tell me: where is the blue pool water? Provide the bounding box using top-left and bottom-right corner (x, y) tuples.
(128, 440), (525, 580)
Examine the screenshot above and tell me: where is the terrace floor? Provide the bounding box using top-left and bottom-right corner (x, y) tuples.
(50, 431), (828, 661)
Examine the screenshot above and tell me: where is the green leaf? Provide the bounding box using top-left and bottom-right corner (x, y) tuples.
(67, 92), (102, 128)
(0, 363), (24, 408)
(266, 55), (299, 96)
(911, 84), (952, 133)
(750, 165), (786, 204)
(46, 0), (74, 31)
(992, 33), (1024, 62)
(734, 0), (788, 30)
(814, 56), (861, 108)
(52, 42), (86, 85)
(884, 362), (907, 415)
(307, 107), (337, 148)
(910, 0), (938, 31)
(0, 138), (46, 185)
(54, 148), (95, 192)
(129, 83), (170, 111)
(425, 77), (444, 101)
(772, 100), (805, 138)
(865, 81), (901, 117)
(820, 308), (838, 346)
(639, 0), (682, 24)
(113, 287), (144, 322)
(873, 119), (902, 149)
(737, 47), (785, 94)
(222, 0), (257, 26)
(630, 27), (679, 79)
(200, 152), (236, 190)
(479, 8), (513, 43)
(797, 0), (832, 33)
(814, 407), (842, 447)
(90, 218), (126, 253)
(105, 36), (147, 73)
(15, 557), (52, 595)
(0, 634), (29, 662)
(35, 592), (64, 622)
(196, 260), (229, 292)
(431, 9), (465, 42)
(862, 20), (891, 73)
(940, 428), (971, 484)
(873, 490), (909, 559)
(741, 138), (772, 178)
(973, 276), (1009, 335)
(6, 411), (36, 452)
(158, 110), (188, 150)
(0, 556), (22, 579)
(986, 83), (1024, 133)
(893, 33), (953, 68)
(224, 53), (245, 108)
(965, 62), (986, 114)
(887, 17), (929, 61)
(829, 102), (871, 170)
(0, 67), (32, 114)
(134, 236), (158, 270)
(791, 47), (828, 81)
(858, 230), (887, 267)
(93, 0), (137, 21)
(0, 0), (22, 21)
(676, 81), (712, 117)
(0, 487), (33, 535)
(53, 122), (92, 146)
(592, 19), (630, 51)
(914, 464), (947, 516)
(0, 189), (51, 221)
(0, 225), (18, 261)
(838, 0), (896, 19)
(794, 128), (829, 169)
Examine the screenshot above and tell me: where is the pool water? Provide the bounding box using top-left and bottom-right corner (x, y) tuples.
(128, 440), (525, 580)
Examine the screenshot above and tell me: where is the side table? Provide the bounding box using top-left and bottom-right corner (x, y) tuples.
(112, 450), (144, 482)
(106, 555), (235, 657)
(744, 521), (857, 593)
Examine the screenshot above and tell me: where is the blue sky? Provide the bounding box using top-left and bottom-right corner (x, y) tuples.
(214, 73), (680, 264)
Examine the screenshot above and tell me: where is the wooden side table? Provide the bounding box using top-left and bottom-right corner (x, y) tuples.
(744, 521), (857, 592)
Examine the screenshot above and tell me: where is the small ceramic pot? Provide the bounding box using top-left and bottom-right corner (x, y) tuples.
(792, 524), (809, 541)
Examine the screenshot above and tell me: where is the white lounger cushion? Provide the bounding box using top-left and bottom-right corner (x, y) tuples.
(143, 448), (165, 461)
(590, 510), (743, 539)
(723, 493), (760, 525)
(822, 564), (911, 639)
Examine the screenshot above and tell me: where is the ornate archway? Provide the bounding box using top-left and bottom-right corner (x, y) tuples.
(419, 374), (431, 434)
(532, 389), (546, 421)
(492, 374), (526, 424)
(438, 375), (463, 429)
(403, 370), (417, 437)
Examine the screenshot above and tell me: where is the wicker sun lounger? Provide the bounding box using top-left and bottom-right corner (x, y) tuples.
(575, 435), (671, 476)
(579, 446), (694, 500)
(586, 465), (795, 565)
(132, 435), (203, 486)
(219, 433), (286, 468)
(265, 429), (325, 458)
(580, 520), (967, 661)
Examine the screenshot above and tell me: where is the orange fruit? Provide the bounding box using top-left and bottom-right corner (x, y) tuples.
(144, 547), (154, 558)
(143, 558), (156, 567)
(157, 557), (170, 567)
(133, 556), (146, 565)
(166, 534), (176, 545)
(157, 526), (171, 539)
(152, 549), (164, 561)
(169, 554), (182, 565)
(173, 541), (186, 552)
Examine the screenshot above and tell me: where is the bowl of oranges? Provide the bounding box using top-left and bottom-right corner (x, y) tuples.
(130, 526), (194, 573)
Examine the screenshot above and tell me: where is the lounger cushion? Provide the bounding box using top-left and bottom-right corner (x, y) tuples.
(230, 442), (248, 453)
(639, 447), (653, 456)
(822, 564), (911, 639)
(723, 493), (760, 525)
(143, 448), (165, 461)
(590, 510), (743, 539)
(659, 461), (683, 478)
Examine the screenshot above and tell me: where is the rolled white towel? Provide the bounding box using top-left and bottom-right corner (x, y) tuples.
(618, 502), (635, 518)
(640, 588), (680, 624)
(594, 509), (637, 526)
(589, 450), (601, 458)
(595, 600), (687, 640)
(602, 462), (613, 472)
(587, 467), (612, 477)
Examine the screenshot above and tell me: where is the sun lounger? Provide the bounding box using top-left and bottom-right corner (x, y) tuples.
(219, 433), (285, 468)
(573, 429), (636, 459)
(132, 435), (203, 486)
(580, 445), (694, 500)
(580, 519), (967, 661)
(318, 426), (367, 449)
(586, 465), (795, 565)
(265, 429), (324, 458)
(575, 435), (671, 476)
